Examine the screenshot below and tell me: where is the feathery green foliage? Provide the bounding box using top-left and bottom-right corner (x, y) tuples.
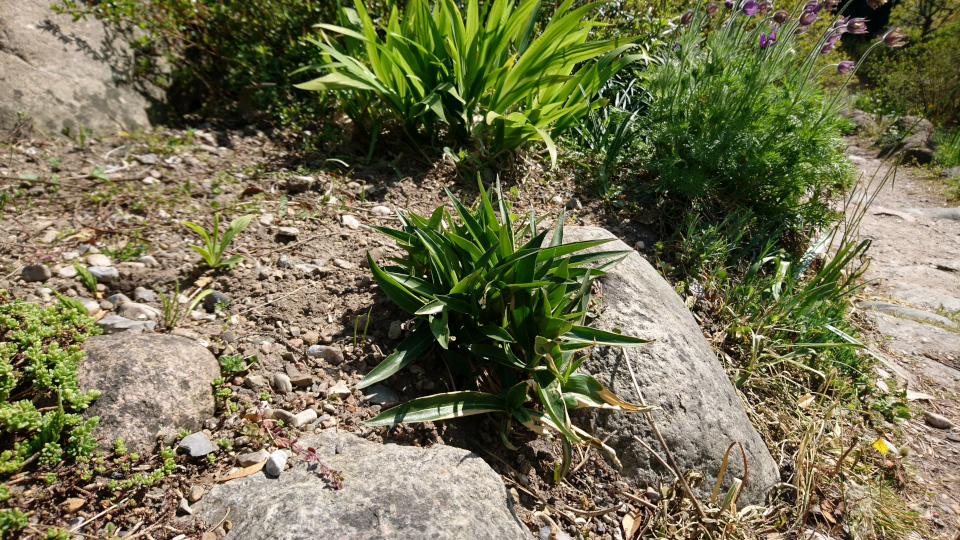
(637, 4), (859, 231)
(298, 0), (642, 165)
(361, 179), (653, 476)
(0, 292), (101, 474)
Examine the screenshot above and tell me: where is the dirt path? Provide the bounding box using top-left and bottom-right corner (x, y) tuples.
(846, 141), (960, 538)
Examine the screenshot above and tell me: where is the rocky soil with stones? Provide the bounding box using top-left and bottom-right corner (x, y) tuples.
(1, 120), (959, 539)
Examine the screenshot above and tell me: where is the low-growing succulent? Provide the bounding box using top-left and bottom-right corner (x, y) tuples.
(361, 179), (653, 476)
(0, 292), (101, 473)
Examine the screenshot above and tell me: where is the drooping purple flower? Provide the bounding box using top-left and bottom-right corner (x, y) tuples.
(825, 0), (840, 9)
(724, 0), (735, 9)
(821, 42), (835, 54)
(759, 32), (777, 48)
(799, 12), (818, 25)
(846, 17), (869, 34)
(758, 1), (772, 14)
(794, 25), (809, 35)
(883, 27), (907, 47)
(743, 1), (760, 15)
(706, 2), (719, 14)
(803, 1), (825, 13)
(833, 16), (849, 27)
(681, 9), (694, 25)
(773, 9), (789, 23)
(837, 60), (855, 75)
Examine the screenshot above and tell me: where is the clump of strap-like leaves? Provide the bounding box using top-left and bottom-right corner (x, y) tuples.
(359, 180), (652, 476)
(0, 292), (101, 474)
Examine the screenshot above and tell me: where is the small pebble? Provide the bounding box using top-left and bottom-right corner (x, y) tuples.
(924, 411), (955, 430)
(265, 450), (288, 476)
(187, 485), (205, 503)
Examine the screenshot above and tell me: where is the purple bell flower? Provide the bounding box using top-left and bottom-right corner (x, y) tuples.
(759, 32), (777, 48)
(883, 27), (907, 47)
(799, 12), (818, 26)
(681, 9), (694, 25)
(837, 60), (854, 75)
(724, 0), (735, 9)
(794, 25), (809, 35)
(706, 2), (719, 14)
(773, 9), (789, 23)
(821, 42), (834, 54)
(758, 1), (772, 14)
(743, 1), (760, 15)
(803, 1), (825, 13)
(846, 18), (869, 34)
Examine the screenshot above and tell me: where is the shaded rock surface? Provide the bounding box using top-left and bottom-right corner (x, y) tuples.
(557, 227), (780, 505)
(0, 0), (156, 135)
(79, 334), (220, 453)
(194, 431), (530, 540)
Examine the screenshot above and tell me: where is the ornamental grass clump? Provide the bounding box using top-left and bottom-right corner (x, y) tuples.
(297, 0), (642, 165)
(0, 292), (101, 474)
(638, 0), (896, 233)
(359, 180), (652, 477)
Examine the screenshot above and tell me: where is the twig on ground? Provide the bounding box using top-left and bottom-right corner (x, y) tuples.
(237, 284), (313, 315)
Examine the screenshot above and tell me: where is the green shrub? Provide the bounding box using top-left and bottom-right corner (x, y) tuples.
(935, 126), (960, 167)
(0, 292), (101, 474)
(860, 21), (960, 125)
(634, 3), (878, 232)
(361, 180), (652, 476)
(298, 0), (641, 165)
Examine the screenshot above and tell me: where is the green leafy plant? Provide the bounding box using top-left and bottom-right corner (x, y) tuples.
(218, 355), (257, 374)
(360, 179), (653, 476)
(73, 262), (97, 293)
(298, 0), (642, 165)
(180, 214), (252, 270)
(0, 508), (27, 536)
(0, 292), (101, 474)
(631, 3), (893, 232)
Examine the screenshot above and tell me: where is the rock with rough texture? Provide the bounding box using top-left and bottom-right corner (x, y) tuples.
(878, 116), (935, 159)
(839, 108), (878, 134)
(237, 449), (270, 467)
(21, 264), (51, 282)
(194, 432), (529, 540)
(362, 384), (400, 407)
(87, 266), (119, 282)
(118, 302), (161, 321)
(857, 301), (958, 329)
(96, 315), (156, 334)
(940, 166), (960, 180)
(79, 334), (220, 453)
(179, 432), (216, 457)
(923, 411), (955, 430)
(306, 345), (343, 365)
(264, 449), (288, 476)
(0, 0), (155, 136)
(555, 227), (780, 504)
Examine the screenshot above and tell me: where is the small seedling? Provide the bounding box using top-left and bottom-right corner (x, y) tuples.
(157, 281), (213, 330)
(180, 214), (252, 269)
(73, 261), (97, 292)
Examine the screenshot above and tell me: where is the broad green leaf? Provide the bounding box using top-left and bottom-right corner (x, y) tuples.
(363, 391), (506, 426)
(356, 323), (435, 389)
(368, 254), (427, 314)
(563, 326), (652, 347)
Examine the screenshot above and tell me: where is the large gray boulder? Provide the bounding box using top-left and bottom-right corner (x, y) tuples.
(194, 432), (531, 540)
(0, 0), (154, 136)
(839, 108), (878, 134)
(560, 227), (780, 505)
(79, 334), (219, 453)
